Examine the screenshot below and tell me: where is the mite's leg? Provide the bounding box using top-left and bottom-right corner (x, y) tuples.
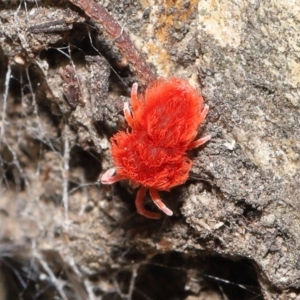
(100, 168), (123, 184)
(149, 188), (173, 216)
(130, 82), (139, 111)
(187, 104), (211, 149)
(135, 186), (161, 219)
(123, 102), (134, 128)
(199, 104), (209, 124)
(124, 83), (140, 128)
(187, 135), (211, 150)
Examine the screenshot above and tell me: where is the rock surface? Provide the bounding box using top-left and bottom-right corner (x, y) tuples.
(0, 0), (299, 299)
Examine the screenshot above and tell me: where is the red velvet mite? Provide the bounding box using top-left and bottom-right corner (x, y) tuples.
(101, 78), (211, 219)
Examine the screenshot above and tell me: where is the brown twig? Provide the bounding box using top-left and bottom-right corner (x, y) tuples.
(68, 0), (156, 87)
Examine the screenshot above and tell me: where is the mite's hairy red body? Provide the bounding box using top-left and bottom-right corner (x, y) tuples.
(101, 78), (211, 219)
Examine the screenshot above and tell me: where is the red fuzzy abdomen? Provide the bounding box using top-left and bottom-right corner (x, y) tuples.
(111, 131), (192, 190)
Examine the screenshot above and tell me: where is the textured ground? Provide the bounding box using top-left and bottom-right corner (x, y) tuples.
(0, 0), (300, 299)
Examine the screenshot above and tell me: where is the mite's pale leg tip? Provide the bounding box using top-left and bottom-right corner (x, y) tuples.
(155, 201), (173, 216)
(163, 207), (173, 216)
(100, 168), (116, 184)
(205, 134), (212, 141)
(132, 82), (138, 90)
(131, 83), (138, 98)
(202, 104), (209, 113)
(123, 102), (130, 111)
